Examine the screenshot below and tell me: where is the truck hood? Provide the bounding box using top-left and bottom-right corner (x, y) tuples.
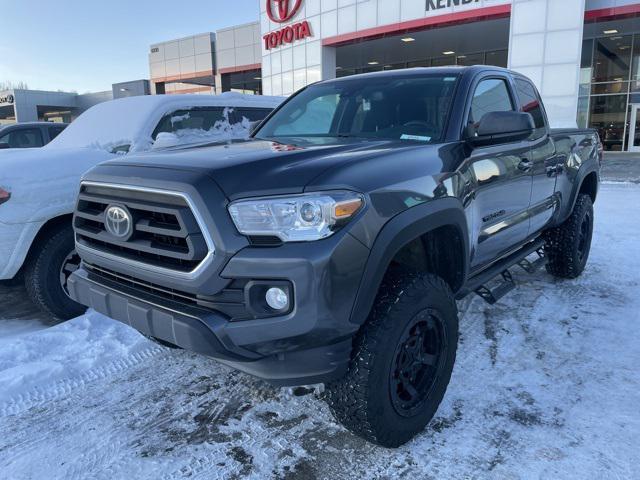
(101, 138), (447, 199)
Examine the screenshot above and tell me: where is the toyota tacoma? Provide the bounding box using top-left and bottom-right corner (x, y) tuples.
(68, 67), (601, 447)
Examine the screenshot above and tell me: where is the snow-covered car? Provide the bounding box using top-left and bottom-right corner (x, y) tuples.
(0, 92), (284, 319)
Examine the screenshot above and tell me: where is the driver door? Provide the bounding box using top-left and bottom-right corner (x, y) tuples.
(463, 76), (534, 270)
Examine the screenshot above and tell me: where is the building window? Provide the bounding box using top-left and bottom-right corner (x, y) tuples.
(222, 69), (262, 95)
(589, 95), (627, 152)
(579, 31), (640, 151)
(592, 36), (632, 83)
(336, 49), (509, 78)
(577, 97), (589, 129)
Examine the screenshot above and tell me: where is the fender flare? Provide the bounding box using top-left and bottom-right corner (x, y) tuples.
(348, 197), (469, 327)
(559, 164), (600, 224)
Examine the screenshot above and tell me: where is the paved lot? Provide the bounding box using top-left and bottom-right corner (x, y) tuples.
(602, 153), (640, 183)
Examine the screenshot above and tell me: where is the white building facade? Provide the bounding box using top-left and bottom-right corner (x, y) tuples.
(257, 0), (640, 151)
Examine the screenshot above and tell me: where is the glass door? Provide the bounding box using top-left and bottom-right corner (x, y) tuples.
(628, 104), (640, 152)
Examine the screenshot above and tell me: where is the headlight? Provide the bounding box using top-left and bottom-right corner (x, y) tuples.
(228, 191), (364, 242)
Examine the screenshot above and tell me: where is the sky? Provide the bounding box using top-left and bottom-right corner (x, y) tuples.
(0, 0), (260, 93)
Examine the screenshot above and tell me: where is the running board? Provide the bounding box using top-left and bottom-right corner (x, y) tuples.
(474, 270), (515, 305)
(457, 238), (546, 303)
(517, 248), (547, 274)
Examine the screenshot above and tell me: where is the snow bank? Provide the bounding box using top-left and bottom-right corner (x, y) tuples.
(0, 311), (155, 406)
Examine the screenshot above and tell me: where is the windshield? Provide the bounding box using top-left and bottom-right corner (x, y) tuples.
(256, 74), (459, 144)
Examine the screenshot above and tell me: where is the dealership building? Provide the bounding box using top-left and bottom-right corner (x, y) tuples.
(0, 80), (150, 125)
(148, 0), (640, 152)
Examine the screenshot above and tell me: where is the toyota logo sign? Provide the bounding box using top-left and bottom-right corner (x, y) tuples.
(104, 205), (133, 240)
(263, 0), (311, 50)
(266, 0), (302, 23)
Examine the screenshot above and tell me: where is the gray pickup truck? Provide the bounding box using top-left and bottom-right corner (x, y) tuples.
(68, 66), (601, 447)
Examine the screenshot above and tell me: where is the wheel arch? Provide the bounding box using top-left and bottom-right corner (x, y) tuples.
(559, 166), (599, 224)
(24, 213), (74, 266)
(349, 198), (469, 327)
(578, 170), (598, 204)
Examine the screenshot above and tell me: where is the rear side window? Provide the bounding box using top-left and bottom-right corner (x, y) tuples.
(515, 78), (546, 131)
(152, 107), (227, 139)
(234, 107), (273, 123)
(0, 128), (44, 148)
(469, 78), (514, 126)
(49, 126), (66, 141)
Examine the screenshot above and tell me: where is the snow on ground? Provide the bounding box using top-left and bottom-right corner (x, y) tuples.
(0, 183), (639, 479)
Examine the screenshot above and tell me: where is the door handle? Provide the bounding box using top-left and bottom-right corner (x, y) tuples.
(517, 158), (533, 171)
(546, 164), (563, 176)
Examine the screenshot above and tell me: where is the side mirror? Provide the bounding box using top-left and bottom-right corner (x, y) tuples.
(0, 143), (10, 150)
(468, 111), (535, 147)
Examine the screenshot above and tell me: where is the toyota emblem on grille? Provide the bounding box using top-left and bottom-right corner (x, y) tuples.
(104, 205), (133, 240)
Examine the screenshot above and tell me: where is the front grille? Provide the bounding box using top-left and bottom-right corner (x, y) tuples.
(84, 263), (250, 320)
(74, 183), (211, 273)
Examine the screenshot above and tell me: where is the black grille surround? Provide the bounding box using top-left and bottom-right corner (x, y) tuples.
(83, 262), (252, 320)
(74, 183), (213, 274)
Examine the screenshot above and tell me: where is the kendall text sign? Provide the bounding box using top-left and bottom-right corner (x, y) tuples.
(426, 0), (482, 11)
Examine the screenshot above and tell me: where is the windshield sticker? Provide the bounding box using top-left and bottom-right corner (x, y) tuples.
(362, 99), (371, 111)
(401, 134), (431, 142)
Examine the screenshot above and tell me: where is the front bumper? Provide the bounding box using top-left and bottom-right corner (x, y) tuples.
(69, 230), (369, 386)
(70, 167), (371, 385)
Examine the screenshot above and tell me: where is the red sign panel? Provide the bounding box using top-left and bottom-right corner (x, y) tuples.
(263, 0), (311, 50)
(263, 20), (312, 50)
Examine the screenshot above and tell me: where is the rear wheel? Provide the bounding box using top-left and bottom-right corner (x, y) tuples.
(545, 193), (594, 279)
(324, 272), (458, 448)
(24, 225), (86, 320)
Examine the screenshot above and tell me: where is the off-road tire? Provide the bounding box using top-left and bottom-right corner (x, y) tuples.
(324, 271), (458, 448)
(544, 193), (594, 279)
(24, 225), (86, 320)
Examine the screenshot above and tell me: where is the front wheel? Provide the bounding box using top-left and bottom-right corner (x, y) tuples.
(324, 272), (458, 448)
(24, 225), (86, 320)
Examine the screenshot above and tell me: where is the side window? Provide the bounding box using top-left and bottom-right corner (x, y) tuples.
(515, 78), (547, 133)
(49, 126), (66, 141)
(468, 78), (514, 129)
(234, 108), (273, 123)
(0, 128), (44, 148)
(272, 94), (340, 136)
(152, 107), (227, 139)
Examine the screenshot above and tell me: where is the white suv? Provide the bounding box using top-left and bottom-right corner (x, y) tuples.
(0, 92), (283, 319)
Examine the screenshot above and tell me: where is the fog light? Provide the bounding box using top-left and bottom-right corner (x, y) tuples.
(265, 287), (289, 310)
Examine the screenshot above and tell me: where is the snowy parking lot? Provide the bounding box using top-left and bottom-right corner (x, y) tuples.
(0, 183), (639, 479)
